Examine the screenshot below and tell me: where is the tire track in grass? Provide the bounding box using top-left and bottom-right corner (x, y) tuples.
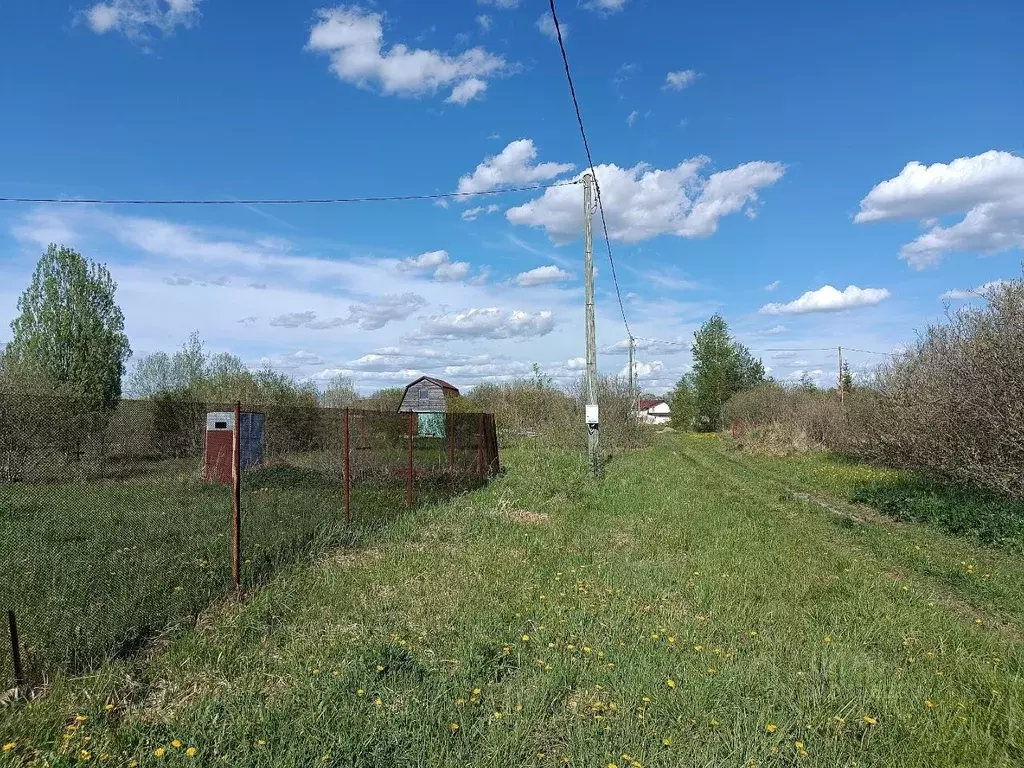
(673, 436), (1024, 640)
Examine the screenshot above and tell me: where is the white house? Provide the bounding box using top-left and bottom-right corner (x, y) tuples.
(638, 399), (671, 425)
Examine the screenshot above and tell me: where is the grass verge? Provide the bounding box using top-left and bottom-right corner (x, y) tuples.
(1, 436), (1022, 767)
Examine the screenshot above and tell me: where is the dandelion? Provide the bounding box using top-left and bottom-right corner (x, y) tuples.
(765, 723), (777, 733)
(795, 741), (804, 750)
(256, 741), (266, 746)
(823, 635), (832, 644)
(375, 698), (383, 707)
(104, 704), (114, 711)
(666, 679), (676, 689)
(662, 737), (673, 746)
(493, 711), (503, 719)
(154, 748), (167, 757)
(76, 715), (89, 723)
(862, 715), (878, 725)
(925, 699), (936, 709)
(186, 747), (198, 758)
(693, 645), (703, 652)
(80, 750), (92, 761)
(3, 743), (15, 752)
(450, 722), (460, 733)
(473, 688), (482, 696)
(172, 740), (183, 749)
(975, 618), (984, 625)
(522, 634), (530, 642)
(376, 665), (385, 672)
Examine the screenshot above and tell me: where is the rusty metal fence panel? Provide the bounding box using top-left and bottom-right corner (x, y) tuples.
(0, 397), (499, 691)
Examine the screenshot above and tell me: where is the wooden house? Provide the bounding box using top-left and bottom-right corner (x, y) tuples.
(398, 376), (461, 437)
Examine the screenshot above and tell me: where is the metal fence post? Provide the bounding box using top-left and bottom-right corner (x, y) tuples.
(232, 401), (242, 589)
(343, 408), (351, 525)
(406, 411), (415, 508)
(7, 609), (24, 688)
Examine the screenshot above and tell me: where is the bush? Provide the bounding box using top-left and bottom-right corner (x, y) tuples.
(864, 279), (1024, 500)
(724, 277), (1024, 503)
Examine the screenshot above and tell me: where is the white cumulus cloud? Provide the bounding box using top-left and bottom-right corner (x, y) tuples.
(663, 69), (700, 91)
(398, 250), (471, 282)
(506, 157), (784, 243)
(764, 279), (781, 291)
(83, 0), (201, 38)
(582, 0), (631, 12)
(408, 308), (555, 341)
(515, 265), (573, 287)
(759, 285), (891, 315)
(457, 139), (574, 195)
(306, 6), (507, 105)
(536, 13), (564, 40)
(855, 150), (1024, 269)
(940, 279), (1011, 300)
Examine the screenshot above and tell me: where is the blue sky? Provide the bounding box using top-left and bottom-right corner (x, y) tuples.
(1, 0), (1022, 393)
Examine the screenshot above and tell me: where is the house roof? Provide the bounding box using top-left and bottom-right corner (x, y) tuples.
(639, 399), (667, 410)
(403, 375), (460, 395)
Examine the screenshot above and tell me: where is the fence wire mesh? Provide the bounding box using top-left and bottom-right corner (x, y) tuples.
(0, 398), (499, 691)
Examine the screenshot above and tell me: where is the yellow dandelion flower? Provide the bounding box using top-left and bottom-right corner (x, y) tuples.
(925, 699), (936, 709)
(472, 688), (482, 696)
(823, 636), (832, 644)
(522, 634), (530, 642)
(450, 722), (460, 733)
(765, 723), (777, 733)
(154, 748), (167, 758)
(104, 704), (114, 711)
(862, 715), (878, 725)
(375, 698), (383, 707)
(666, 679), (676, 689)
(662, 737), (673, 746)
(171, 740), (183, 749)
(80, 750), (92, 761)
(607, 764), (618, 768)
(975, 618), (983, 625)
(693, 645), (703, 652)
(357, 689), (365, 697)
(795, 741), (804, 750)
(76, 715), (89, 722)
(493, 711), (503, 719)
(186, 747), (198, 758)
(376, 665), (385, 672)
(583, 646), (592, 654)
(256, 740), (266, 746)
(3, 743), (16, 752)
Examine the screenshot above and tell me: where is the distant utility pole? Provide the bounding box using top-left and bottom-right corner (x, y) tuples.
(838, 346), (844, 404)
(628, 336), (637, 420)
(583, 172), (600, 477)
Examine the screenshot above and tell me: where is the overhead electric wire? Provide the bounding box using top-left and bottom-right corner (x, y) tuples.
(0, 179), (581, 206)
(547, 0), (632, 340)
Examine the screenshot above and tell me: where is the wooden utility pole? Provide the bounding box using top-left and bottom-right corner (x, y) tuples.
(627, 336), (637, 421)
(583, 173), (600, 476)
(838, 346), (844, 404)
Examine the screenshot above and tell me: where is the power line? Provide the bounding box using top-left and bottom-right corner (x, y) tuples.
(0, 179), (581, 206)
(547, 0), (632, 340)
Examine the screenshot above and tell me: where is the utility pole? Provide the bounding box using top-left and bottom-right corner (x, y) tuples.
(838, 346), (844, 404)
(628, 336), (636, 420)
(583, 172), (600, 477)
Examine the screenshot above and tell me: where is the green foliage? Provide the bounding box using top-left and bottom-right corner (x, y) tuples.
(320, 374), (358, 409)
(668, 375), (696, 431)
(851, 476), (1024, 547)
(689, 313), (765, 431)
(841, 361), (854, 393)
(6, 244), (131, 413)
(359, 387), (405, 412)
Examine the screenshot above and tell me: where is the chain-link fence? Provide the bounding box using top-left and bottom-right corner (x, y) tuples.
(0, 397), (499, 691)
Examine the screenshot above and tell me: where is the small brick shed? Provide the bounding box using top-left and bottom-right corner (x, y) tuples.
(203, 411), (266, 483)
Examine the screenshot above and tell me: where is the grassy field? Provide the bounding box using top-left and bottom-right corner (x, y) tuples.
(0, 445), (483, 687)
(2, 434), (1023, 766)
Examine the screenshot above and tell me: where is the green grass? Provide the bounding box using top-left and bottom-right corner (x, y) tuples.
(2, 435), (1023, 767)
(0, 448), (484, 687)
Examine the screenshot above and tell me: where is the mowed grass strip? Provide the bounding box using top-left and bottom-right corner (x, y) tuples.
(1, 437), (1022, 767)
